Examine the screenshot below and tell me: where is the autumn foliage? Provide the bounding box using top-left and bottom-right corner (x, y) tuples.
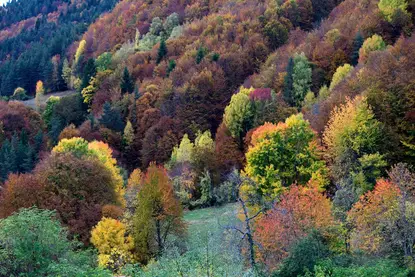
(133, 164), (186, 264)
(254, 186), (335, 270)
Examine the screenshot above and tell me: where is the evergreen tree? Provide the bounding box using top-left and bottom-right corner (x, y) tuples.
(283, 57), (295, 106)
(120, 67), (134, 94)
(100, 102), (125, 132)
(22, 144), (35, 173)
(42, 57), (54, 92)
(134, 86), (141, 100)
(48, 116), (64, 146)
(0, 139), (16, 181)
(196, 47), (207, 64)
(15, 131), (29, 173)
(81, 58), (96, 90)
(167, 60), (176, 76)
(156, 39), (168, 64)
(351, 32), (364, 66)
(130, 97), (138, 128)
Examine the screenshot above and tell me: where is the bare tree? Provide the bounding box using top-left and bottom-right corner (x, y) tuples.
(219, 172), (276, 271)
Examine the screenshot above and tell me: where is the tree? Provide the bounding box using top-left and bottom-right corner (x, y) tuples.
(0, 208), (110, 276)
(163, 13), (180, 36)
(329, 64), (354, 90)
(100, 102), (125, 132)
(91, 217), (134, 272)
(42, 96), (60, 126)
(120, 67), (134, 94)
(156, 39), (167, 64)
(167, 59), (176, 76)
(11, 87), (28, 100)
(277, 230), (330, 277)
(74, 40), (86, 72)
(263, 19), (289, 50)
(379, 0), (408, 21)
(52, 137), (90, 157)
(53, 138), (124, 204)
(35, 80), (45, 111)
(196, 46), (207, 64)
(35, 149), (122, 244)
(82, 76), (99, 111)
(192, 130), (216, 177)
(133, 164), (186, 264)
(358, 34), (386, 63)
(292, 52), (312, 108)
(170, 133), (194, 166)
(254, 186), (335, 270)
(283, 57), (295, 106)
(215, 123), (244, 174)
(96, 52), (113, 72)
(125, 168), (142, 224)
(223, 87), (255, 140)
(81, 58), (96, 90)
(141, 117), (181, 168)
(58, 124), (81, 141)
(347, 174), (415, 256)
(62, 58), (72, 87)
(323, 96), (385, 193)
(245, 114), (328, 198)
(219, 173), (264, 272)
(123, 120), (134, 147)
(0, 173), (43, 218)
(351, 32), (364, 66)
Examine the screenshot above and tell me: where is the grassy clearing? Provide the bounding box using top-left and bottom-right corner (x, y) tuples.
(184, 203), (239, 234)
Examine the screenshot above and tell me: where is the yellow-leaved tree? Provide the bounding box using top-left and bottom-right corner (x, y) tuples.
(91, 217), (134, 272)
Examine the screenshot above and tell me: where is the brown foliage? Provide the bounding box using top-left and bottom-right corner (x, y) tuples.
(0, 173), (44, 218)
(35, 153), (120, 244)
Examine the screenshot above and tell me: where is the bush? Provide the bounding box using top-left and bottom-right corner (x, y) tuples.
(275, 230), (330, 277)
(11, 87), (29, 100)
(304, 257), (411, 277)
(0, 208), (110, 276)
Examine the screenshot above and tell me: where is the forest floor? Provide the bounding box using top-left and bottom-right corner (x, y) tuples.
(21, 90), (77, 109)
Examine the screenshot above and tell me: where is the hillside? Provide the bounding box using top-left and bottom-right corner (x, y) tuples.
(0, 0), (415, 276)
(0, 0), (119, 96)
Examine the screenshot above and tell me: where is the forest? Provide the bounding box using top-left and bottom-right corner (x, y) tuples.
(0, 0), (415, 276)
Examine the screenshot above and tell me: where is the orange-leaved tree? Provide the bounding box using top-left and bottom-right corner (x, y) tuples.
(348, 163), (415, 257)
(254, 185), (335, 270)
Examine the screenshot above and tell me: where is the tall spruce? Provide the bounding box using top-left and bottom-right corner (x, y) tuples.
(351, 32), (364, 66)
(156, 39), (168, 64)
(81, 58), (96, 90)
(100, 102), (125, 132)
(121, 67), (135, 94)
(283, 57), (295, 106)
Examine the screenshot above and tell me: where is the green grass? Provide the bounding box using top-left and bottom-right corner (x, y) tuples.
(184, 203), (239, 234)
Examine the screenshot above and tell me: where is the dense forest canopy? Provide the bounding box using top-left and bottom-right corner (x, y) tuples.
(0, 0), (415, 276)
